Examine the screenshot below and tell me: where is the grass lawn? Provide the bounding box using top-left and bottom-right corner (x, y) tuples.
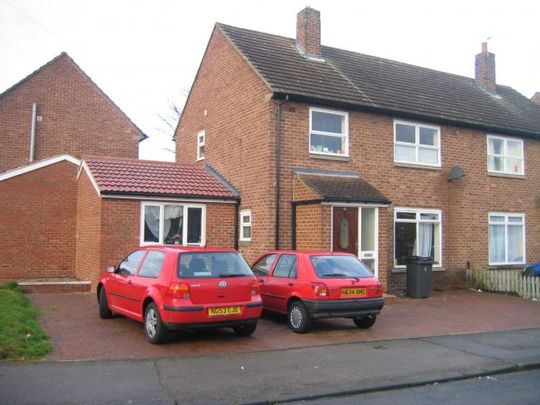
(0, 282), (52, 361)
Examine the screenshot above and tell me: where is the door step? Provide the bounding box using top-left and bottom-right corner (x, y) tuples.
(17, 279), (91, 293)
(383, 294), (397, 304)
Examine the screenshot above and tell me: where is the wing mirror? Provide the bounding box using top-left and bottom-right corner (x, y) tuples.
(106, 266), (116, 273)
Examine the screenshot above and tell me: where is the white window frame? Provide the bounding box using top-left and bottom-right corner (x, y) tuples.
(309, 107), (349, 157)
(488, 212), (526, 265)
(197, 130), (205, 161)
(140, 202), (206, 246)
(239, 209), (252, 242)
(394, 207), (442, 268)
(394, 120), (441, 167)
(486, 135), (524, 176)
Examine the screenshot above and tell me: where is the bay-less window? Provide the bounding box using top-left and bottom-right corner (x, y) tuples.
(487, 135), (524, 175)
(489, 213), (525, 265)
(197, 130), (205, 161)
(141, 203), (205, 246)
(394, 121), (440, 166)
(309, 108), (348, 157)
(394, 209), (441, 266)
(239, 209), (251, 242)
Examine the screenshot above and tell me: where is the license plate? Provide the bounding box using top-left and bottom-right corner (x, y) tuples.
(341, 288), (367, 298)
(208, 306), (242, 317)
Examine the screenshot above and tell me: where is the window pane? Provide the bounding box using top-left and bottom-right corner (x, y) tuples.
(418, 147), (438, 164)
(138, 251), (166, 278)
(419, 127), (436, 146)
(242, 215), (250, 223)
(310, 133), (344, 154)
(311, 255), (373, 278)
(507, 140), (522, 158)
(507, 225), (524, 263)
(418, 222), (435, 259)
(395, 144), (415, 162)
(312, 111), (342, 133)
(242, 226), (251, 239)
(339, 217), (350, 249)
(144, 206), (160, 243)
(187, 207), (202, 244)
(178, 252), (252, 278)
(273, 254), (297, 278)
(252, 254), (277, 276)
(489, 215), (505, 223)
(420, 213), (438, 221)
(508, 216), (523, 224)
(488, 138), (503, 154)
(164, 205), (183, 245)
(361, 208), (376, 252)
(118, 250), (145, 276)
(397, 212), (416, 220)
(488, 156), (503, 171)
(396, 124), (415, 143)
(489, 224), (505, 263)
(395, 222), (416, 265)
(506, 158), (522, 174)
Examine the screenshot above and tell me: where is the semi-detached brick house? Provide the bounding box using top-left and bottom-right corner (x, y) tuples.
(175, 7), (540, 293)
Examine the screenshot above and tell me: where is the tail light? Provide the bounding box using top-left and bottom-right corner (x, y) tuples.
(312, 282), (328, 297)
(168, 283), (190, 299)
(250, 280), (260, 296)
(368, 282), (383, 297)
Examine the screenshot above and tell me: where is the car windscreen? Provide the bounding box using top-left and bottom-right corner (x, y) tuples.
(178, 252), (254, 279)
(310, 255), (373, 278)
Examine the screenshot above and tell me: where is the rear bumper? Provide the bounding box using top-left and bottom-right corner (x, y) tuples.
(303, 297), (384, 319)
(163, 317), (258, 331)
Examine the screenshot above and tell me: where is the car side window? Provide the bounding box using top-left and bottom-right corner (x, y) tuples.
(118, 250), (146, 276)
(138, 250), (166, 278)
(252, 254), (277, 276)
(272, 254), (297, 279)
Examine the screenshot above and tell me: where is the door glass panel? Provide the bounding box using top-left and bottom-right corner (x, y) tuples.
(339, 217), (350, 249)
(362, 258), (375, 272)
(361, 208), (375, 252)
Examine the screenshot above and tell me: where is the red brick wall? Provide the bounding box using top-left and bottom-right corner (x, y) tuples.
(0, 161), (78, 281)
(0, 54), (141, 173)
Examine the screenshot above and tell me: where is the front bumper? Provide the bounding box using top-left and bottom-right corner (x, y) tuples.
(303, 297), (384, 319)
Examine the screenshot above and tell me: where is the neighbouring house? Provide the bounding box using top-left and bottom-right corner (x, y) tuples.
(0, 53), (146, 285)
(175, 7), (540, 293)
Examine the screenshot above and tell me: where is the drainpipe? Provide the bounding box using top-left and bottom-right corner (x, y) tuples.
(275, 95), (289, 250)
(234, 199), (240, 250)
(29, 102), (37, 162)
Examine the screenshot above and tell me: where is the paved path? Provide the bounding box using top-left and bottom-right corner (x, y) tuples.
(1, 328), (540, 404)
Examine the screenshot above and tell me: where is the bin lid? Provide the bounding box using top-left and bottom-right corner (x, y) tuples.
(405, 256), (434, 264)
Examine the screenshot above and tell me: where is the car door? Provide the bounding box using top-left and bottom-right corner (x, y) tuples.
(109, 249), (146, 315)
(251, 253), (278, 307)
(130, 249), (167, 318)
(264, 254), (298, 314)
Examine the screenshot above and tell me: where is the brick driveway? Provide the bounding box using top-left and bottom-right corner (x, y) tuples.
(29, 291), (540, 361)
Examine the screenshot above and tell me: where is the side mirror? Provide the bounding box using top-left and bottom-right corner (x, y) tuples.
(107, 266), (116, 273)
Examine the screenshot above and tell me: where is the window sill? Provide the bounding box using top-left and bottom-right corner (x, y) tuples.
(309, 153), (350, 162)
(392, 266), (445, 274)
(488, 172), (526, 179)
(394, 162), (441, 171)
(239, 240), (251, 247)
(488, 264), (524, 270)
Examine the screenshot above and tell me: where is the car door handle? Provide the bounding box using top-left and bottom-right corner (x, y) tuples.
(258, 279), (265, 284)
(127, 280), (132, 285)
(288, 282), (294, 287)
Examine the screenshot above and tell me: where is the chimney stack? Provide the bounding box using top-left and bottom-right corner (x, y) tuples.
(296, 7), (321, 59)
(531, 92), (540, 106)
(475, 42), (496, 93)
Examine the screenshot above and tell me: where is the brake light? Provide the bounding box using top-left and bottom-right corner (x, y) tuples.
(251, 280), (260, 296)
(312, 282), (328, 297)
(168, 283), (190, 299)
(368, 282), (383, 297)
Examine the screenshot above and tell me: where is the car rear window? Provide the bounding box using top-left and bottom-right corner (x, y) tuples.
(178, 252), (254, 279)
(310, 255), (373, 278)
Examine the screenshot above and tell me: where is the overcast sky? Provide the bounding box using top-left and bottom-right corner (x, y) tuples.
(1, 0), (539, 161)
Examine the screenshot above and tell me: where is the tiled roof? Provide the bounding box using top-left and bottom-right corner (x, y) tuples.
(84, 156), (238, 200)
(296, 173), (390, 204)
(218, 24), (540, 138)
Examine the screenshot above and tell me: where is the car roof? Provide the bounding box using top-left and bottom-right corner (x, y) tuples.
(141, 245), (238, 254)
(262, 250), (356, 256)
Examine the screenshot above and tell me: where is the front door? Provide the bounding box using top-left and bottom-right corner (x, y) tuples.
(333, 207), (358, 255)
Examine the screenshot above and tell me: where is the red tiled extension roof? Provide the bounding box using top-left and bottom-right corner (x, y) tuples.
(84, 156), (238, 200)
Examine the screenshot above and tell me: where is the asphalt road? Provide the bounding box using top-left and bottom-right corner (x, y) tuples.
(292, 369), (540, 405)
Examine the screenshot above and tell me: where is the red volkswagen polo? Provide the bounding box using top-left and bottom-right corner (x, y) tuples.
(97, 246), (262, 343)
(251, 251), (384, 333)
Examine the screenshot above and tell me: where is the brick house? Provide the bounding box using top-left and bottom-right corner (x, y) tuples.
(175, 8), (540, 293)
(0, 53), (146, 284)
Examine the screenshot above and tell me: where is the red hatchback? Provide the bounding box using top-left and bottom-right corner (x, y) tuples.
(97, 246), (262, 343)
(251, 251), (384, 333)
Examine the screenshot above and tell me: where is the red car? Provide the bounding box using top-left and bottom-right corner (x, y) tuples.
(97, 246), (262, 343)
(251, 251), (384, 333)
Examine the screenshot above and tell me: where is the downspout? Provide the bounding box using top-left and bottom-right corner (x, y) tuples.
(234, 199), (240, 250)
(275, 95), (289, 250)
(29, 102), (37, 162)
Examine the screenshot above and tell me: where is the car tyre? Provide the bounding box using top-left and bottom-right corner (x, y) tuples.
(288, 301), (311, 333)
(353, 314), (377, 329)
(144, 302), (168, 344)
(98, 287), (112, 319)
(233, 322), (257, 337)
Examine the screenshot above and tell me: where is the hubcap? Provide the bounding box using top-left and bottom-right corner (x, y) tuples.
(146, 308), (157, 338)
(290, 306), (303, 329)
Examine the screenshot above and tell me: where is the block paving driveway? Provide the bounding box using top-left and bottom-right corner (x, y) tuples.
(29, 290), (540, 361)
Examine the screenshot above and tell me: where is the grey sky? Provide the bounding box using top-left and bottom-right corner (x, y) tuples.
(1, 0), (538, 161)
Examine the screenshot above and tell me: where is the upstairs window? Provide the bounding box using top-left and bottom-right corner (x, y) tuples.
(197, 130), (205, 161)
(394, 121), (440, 167)
(487, 135), (524, 175)
(240, 209), (252, 242)
(309, 108), (348, 157)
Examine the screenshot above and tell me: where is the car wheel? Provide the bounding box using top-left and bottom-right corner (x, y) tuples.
(98, 287), (112, 319)
(288, 301), (311, 333)
(144, 302), (167, 344)
(353, 314), (377, 329)
(233, 322), (257, 337)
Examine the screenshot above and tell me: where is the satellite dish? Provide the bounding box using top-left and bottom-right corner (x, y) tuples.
(449, 166), (466, 181)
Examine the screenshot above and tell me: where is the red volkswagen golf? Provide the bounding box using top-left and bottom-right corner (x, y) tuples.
(251, 251), (384, 333)
(97, 246), (262, 343)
